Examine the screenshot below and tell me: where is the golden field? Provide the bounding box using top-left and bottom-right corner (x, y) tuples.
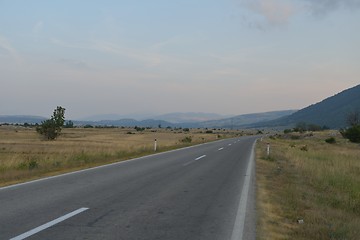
(256, 132), (360, 239)
(0, 125), (243, 186)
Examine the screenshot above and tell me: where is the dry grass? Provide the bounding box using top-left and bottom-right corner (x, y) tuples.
(256, 132), (360, 239)
(0, 125), (244, 186)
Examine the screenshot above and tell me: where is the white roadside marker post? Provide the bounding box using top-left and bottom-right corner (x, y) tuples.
(267, 143), (270, 157)
(154, 139), (157, 152)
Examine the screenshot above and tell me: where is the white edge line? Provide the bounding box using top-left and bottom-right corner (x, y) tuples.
(230, 140), (256, 240)
(195, 155), (206, 161)
(0, 138), (230, 191)
(10, 207), (89, 240)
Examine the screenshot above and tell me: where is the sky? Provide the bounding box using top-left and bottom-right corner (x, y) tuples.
(1, 0), (359, 119)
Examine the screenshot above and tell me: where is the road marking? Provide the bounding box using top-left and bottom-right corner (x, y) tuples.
(183, 155), (207, 166)
(230, 141), (256, 240)
(218, 147), (224, 151)
(10, 207), (89, 240)
(228, 143), (232, 146)
(195, 155), (206, 161)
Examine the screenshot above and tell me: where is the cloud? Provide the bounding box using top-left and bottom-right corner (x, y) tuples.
(302, 0), (360, 15)
(241, 0), (297, 25)
(33, 21), (44, 34)
(51, 38), (191, 68)
(240, 0), (360, 27)
(0, 35), (21, 63)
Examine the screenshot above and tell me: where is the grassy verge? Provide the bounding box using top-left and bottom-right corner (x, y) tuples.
(0, 126), (248, 187)
(256, 132), (360, 239)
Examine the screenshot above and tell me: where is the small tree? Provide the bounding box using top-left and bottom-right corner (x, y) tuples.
(340, 111), (360, 143)
(37, 106), (66, 140)
(347, 111), (359, 127)
(341, 125), (360, 143)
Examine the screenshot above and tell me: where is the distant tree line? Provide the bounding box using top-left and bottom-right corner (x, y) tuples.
(283, 111), (360, 143)
(284, 122), (329, 134)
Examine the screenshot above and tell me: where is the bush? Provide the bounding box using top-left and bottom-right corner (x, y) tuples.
(341, 125), (360, 143)
(180, 136), (192, 143)
(28, 160), (38, 170)
(325, 137), (336, 144)
(284, 129), (292, 134)
(205, 130), (213, 134)
(300, 145), (308, 151)
(134, 126), (145, 131)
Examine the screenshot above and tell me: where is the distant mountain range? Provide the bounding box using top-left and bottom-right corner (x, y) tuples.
(152, 112), (231, 123)
(80, 112), (231, 123)
(2, 84), (358, 129)
(0, 115), (46, 124)
(0, 111), (295, 128)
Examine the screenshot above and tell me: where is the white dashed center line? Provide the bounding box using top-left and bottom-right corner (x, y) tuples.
(218, 147), (224, 151)
(195, 155), (206, 161)
(10, 207), (89, 240)
(183, 155), (207, 166)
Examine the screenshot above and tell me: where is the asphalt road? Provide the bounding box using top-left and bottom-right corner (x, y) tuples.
(0, 136), (258, 240)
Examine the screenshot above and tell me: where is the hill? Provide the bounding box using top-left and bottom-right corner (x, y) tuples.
(153, 112), (230, 123)
(252, 84), (360, 129)
(197, 110), (297, 128)
(0, 115), (46, 124)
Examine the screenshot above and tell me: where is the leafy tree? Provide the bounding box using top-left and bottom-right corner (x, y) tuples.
(36, 106), (66, 140)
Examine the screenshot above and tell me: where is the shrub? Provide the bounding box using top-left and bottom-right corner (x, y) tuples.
(300, 145), (308, 151)
(325, 137), (336, 144)
(28, 160), (38, 170)
(134, 126), (145, 131)
(284, 129), (292, 134)
(180, 136), (192, 143)
(205, 130), (213, 134)
(341, 125), (360, 143)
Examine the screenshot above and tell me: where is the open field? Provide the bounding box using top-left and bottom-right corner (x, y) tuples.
(0, 125), (246, 187)
(256, 131), (360, 239)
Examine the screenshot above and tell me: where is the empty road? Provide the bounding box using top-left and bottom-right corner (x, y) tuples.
(0, 136), (257, 240)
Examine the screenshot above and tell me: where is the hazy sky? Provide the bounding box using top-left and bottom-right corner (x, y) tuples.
(1, 0), (359, 119)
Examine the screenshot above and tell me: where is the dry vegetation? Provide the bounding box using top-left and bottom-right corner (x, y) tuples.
(0, 125), (244, 187)
(256, 131), (360, 239)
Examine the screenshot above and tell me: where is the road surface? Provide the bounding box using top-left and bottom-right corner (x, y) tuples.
(0, 136), (257, 240)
